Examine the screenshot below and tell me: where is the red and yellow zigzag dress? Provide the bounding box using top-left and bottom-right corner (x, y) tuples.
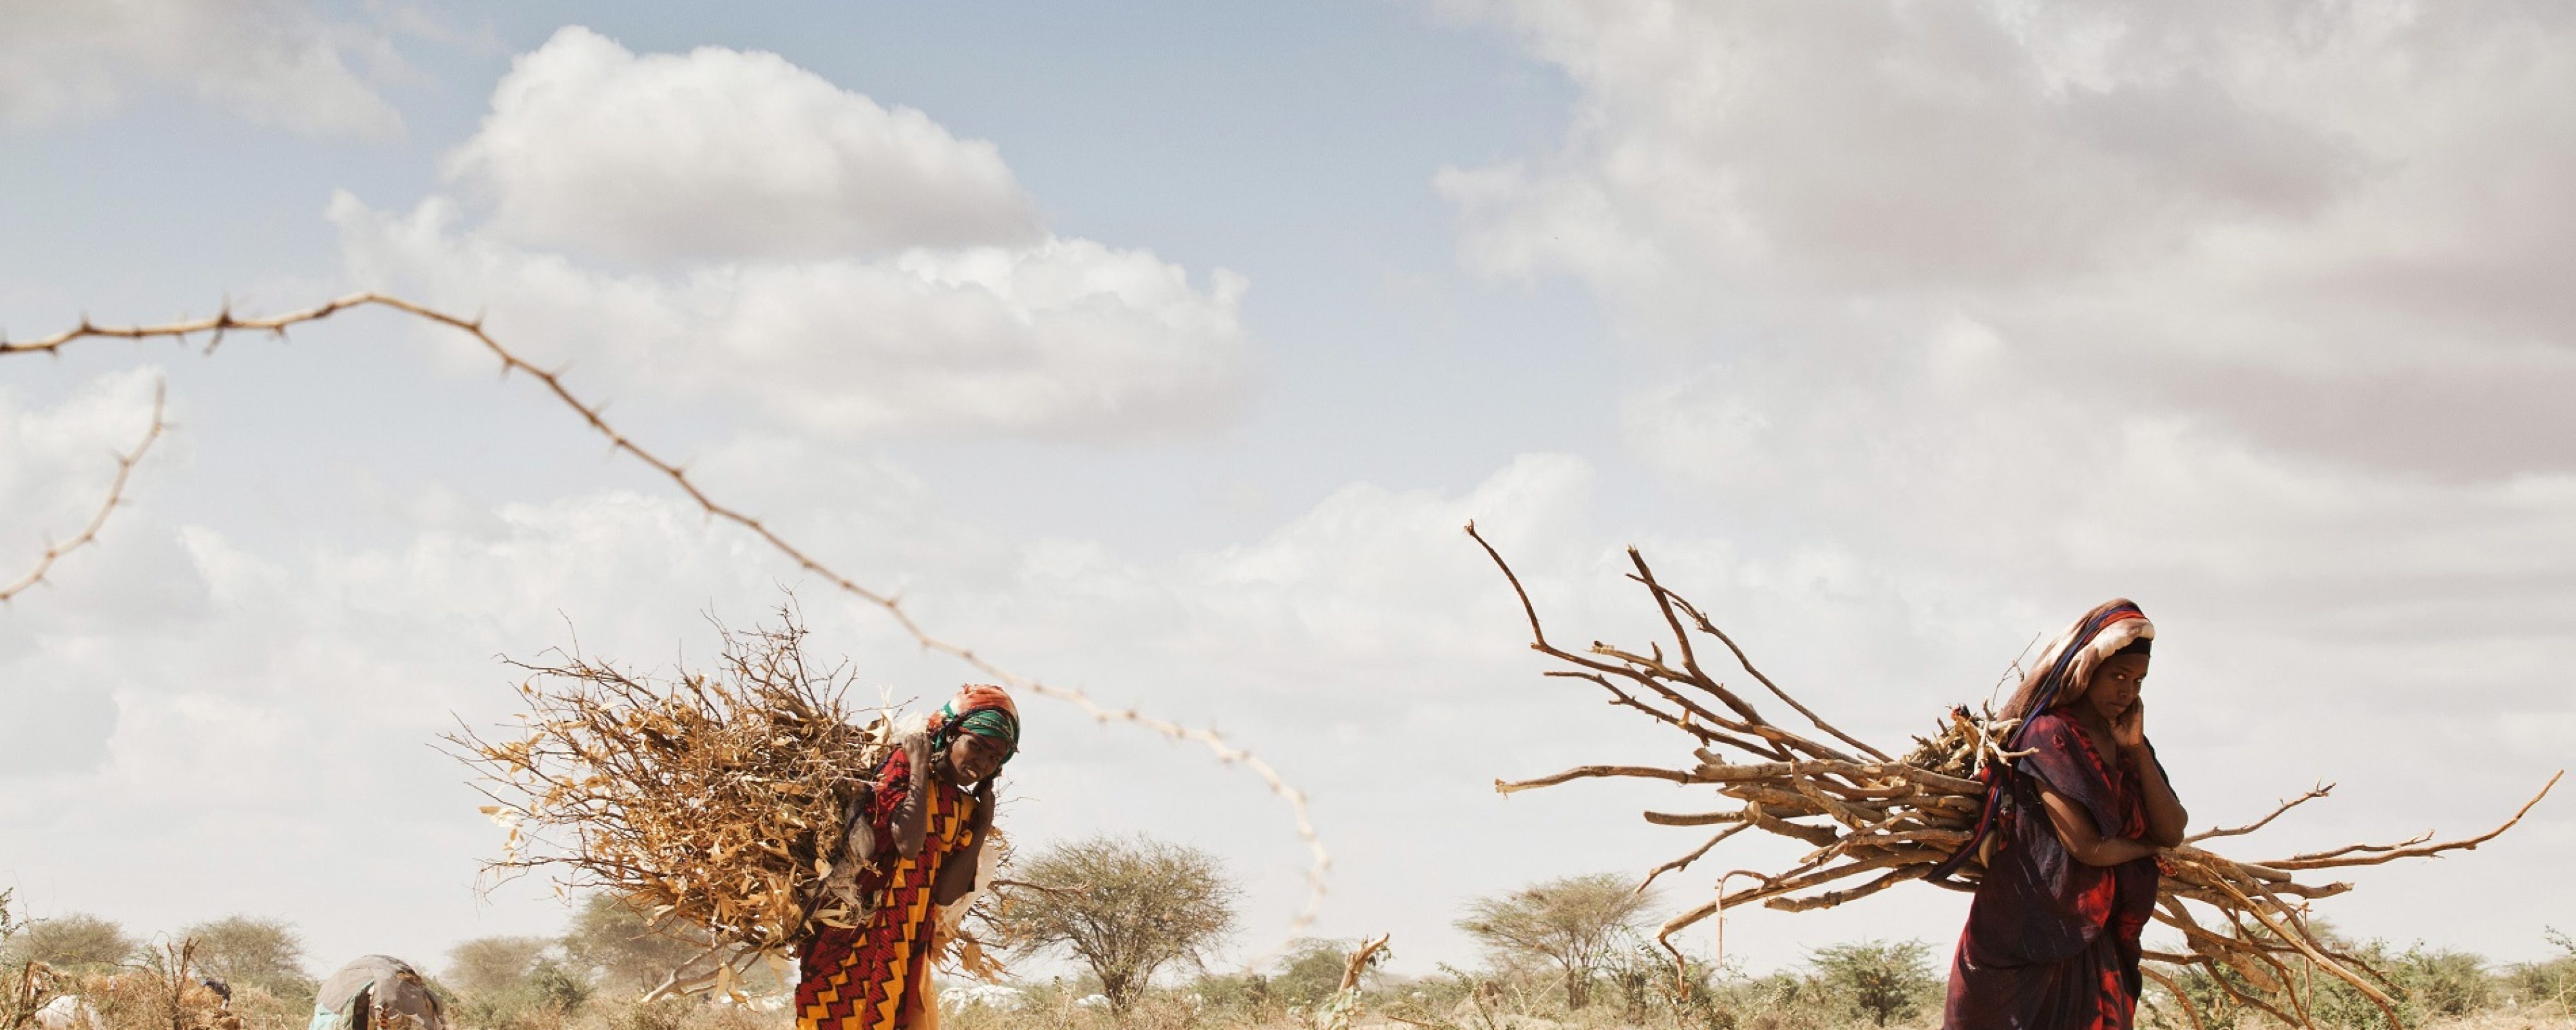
(796, 747), (978, 1030)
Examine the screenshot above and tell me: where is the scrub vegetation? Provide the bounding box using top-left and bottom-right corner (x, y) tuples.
(8, 882), (2571, 1030)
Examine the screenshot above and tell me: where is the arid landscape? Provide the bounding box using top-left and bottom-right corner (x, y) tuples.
(6, 4), (2573, 1030)
(9, 883), (2575, 1030)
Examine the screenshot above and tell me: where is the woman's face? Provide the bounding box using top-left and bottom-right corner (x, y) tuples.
(2087, 653), (2150, 720)
(945, 732), (1008, 786)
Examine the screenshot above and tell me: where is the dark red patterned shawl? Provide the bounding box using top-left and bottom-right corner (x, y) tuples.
(1944, 711), (2161, 1030)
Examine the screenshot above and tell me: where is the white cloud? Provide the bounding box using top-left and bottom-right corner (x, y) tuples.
(0, 0), (404, 138)
(1437, 0), (2576, 475)
(0, 370), (175, 777)
(331, 27), (1249, 441)
(330, 193), (1249, 438)
(444, 27), (1041, 264)
(1435, 0), (2576, 639)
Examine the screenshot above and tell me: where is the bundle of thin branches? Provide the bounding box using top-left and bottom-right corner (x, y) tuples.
(1467, 525), (2559, 1030)
(447, 604), (896, 999)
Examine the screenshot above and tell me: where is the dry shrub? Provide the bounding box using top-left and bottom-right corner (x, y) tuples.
(2, 891), (61, 1030)
(221, 986), (308, 1030)
(77, 942), (238, 1030)
(450, 604), (898, 996)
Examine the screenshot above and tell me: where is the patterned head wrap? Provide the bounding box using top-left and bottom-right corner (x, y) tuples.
(1996, 599), (2154, 728)
(927, 684), (1019, 762)
(1927, 599), (2153, 883)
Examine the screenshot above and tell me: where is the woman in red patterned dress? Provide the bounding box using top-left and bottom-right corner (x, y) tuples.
(1940, 601), (2190, 1030)
(796, 686), (1018, 1030)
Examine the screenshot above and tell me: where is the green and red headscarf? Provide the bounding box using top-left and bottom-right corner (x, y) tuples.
(927, 684), (1020, 763)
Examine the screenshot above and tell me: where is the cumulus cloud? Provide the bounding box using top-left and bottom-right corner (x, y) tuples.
(331, 193), (1247, 438)
(0, 0), (403, 138)
(333, 27), (1247, 440)
(1435, 0), (2576, 619)
(1439, 0), (2576, 477)
(444, 27), (1041, 264)
(0, 370), (172, 776)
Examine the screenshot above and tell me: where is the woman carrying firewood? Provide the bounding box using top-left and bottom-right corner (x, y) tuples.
(1940, 600), (2189, 1030)
(796, 684), (1018, 1030)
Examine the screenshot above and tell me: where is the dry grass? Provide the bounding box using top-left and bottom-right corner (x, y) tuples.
(66, 942), (238, 1030)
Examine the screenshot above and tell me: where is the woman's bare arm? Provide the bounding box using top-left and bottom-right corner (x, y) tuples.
(888, 735), (933, 858)
(2039, 787), (2161, 867)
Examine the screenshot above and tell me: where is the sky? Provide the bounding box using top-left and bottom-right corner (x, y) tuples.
(3, 0), (2572, 987)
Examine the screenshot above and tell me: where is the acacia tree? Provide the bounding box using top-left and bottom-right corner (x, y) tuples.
(182, 916), (311, 996)
(560, 894), (714, 996)
(1003, 834), (1238, 1015)
(1807, 939), (1937, 1027)
(444, 937), (553, 998)
(1456, 874), (1651, 1009)
(0, 913), (135, 973)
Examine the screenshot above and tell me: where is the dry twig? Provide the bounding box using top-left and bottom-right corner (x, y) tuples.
(0, 295), (1327, 953)
(0, 382), (166, 604)
(1467, 523), (2559, 1030)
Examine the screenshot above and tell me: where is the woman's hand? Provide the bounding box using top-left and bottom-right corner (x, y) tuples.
(2117, 698), (2191, 847)
(2112, 698), (2148, 752)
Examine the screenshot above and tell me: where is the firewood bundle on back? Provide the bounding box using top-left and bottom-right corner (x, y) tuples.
(1468, 525), (2557, 1030)
(449, 606), (896, 1000)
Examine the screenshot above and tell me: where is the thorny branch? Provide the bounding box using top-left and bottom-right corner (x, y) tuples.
(0, 382), (166, 604)
(1464, 521), (2560, 1030)
(2186, 783), (2333, 845)
(0, 295), (1327, 953)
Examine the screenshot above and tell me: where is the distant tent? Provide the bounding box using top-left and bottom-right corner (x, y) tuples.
(310, 956), (443, 1030)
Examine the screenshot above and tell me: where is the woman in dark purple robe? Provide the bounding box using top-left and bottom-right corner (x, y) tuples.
(1941, 599), (2190, 1030)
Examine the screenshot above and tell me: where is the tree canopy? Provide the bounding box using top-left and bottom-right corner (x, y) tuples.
(1, 913), (136, 973)
(1002, 834), (1238, 1014)
(182, 916), (312, 996)
(1456, 873), (1651, 1009)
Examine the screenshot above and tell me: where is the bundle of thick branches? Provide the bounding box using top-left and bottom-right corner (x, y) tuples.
(1467, 525), (2558, 1030)
(448, 606), (896, 999)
